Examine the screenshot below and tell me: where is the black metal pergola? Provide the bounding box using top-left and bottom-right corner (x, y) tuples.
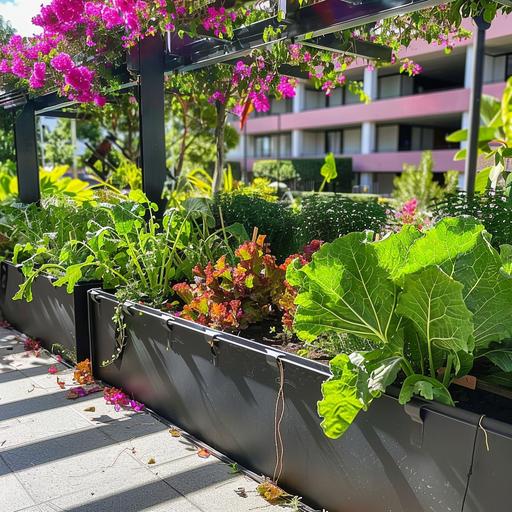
(0, 0), (502, 205)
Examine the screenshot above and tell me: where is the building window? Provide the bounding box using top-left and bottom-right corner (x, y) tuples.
(255, 136), (271, 157)
(325, 131), (342, 153)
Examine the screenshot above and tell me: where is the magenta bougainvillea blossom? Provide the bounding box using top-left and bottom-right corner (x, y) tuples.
(104, 386), (144, 412)
(0, 0), (490, 112)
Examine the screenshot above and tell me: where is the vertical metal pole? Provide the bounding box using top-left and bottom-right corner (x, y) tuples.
(71, 118), (78, 178)
(15, 101), (40, 204)
(464, 15), (490, 197)
(242, 123), (248, 183)
(138, 34), (167, 211)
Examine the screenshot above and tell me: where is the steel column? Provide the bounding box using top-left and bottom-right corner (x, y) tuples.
(14, 102), (40, 204)
(138, 35), (167, 211)
(464, 16), (490, 196)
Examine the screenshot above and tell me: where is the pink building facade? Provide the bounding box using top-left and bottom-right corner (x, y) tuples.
(227, 14), (512, 194)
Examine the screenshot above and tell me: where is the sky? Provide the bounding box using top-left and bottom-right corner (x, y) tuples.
(0, 0), (45, 36)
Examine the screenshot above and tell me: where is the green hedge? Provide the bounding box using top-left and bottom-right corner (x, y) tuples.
(215, 191), (389, 262)
(214, 193), (297, 261)
(252, 158), (353, 192)
(294, 194), (388, 247)
(433, 192), (512, 248)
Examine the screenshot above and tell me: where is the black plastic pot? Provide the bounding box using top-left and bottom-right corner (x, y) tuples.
(88, 290), (511, 512)
(0, 261), (99, 362)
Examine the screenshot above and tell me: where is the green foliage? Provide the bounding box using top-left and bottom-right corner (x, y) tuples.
(49, 193), (242, 308)
(392, 151), (459, 210)
(0, 199), (109, 300)
(319, 153), (337, 193)
(288, 217), (512, 438)
(293, 194), (388, 247)
(433, 192), (512, 248)
(251, 158), (353, 192)
(214, 193), (297, 261)
(108, 155), (142, 191)
(253, 160), (298, 182)
(0, 165), (94, 203)
(446, 77), (512, 196)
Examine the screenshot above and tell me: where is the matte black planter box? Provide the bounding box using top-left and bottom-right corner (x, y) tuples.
(0, 261), (99, 362)
(88, 290), (512, 512)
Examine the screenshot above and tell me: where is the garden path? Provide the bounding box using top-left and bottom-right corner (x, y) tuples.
(0, 327), (287, 512)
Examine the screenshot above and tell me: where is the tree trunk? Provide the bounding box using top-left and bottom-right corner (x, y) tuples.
(212, 100), (226, 194)
(175, 98), (188, 177)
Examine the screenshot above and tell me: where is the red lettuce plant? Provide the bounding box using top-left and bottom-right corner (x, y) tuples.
(173, 235), (285, 331)
(277, 240), (323, 332)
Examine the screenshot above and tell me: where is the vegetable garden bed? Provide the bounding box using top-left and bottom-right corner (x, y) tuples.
(88, 289), (512, 512)
(0, 261), (98, 362)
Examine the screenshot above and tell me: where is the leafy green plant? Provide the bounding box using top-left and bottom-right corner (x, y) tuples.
(446, 76), (512, 196)
(392, 151), (459, 210)
(0, 199), (108, 300)
(293, 194), (388, 247)
(288, 217), (512, 439)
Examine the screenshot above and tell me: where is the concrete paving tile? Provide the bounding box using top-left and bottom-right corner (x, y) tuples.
(0, 456), (36, 512)
(0, 402), (92, 451)
(0, 372), (49, 404)
(1, 430), (152, 502)
(48, 477), (202, 512)
(153, 456), (289, 512)
(70, 394), (142, 426)
(102, 421), (199, 468)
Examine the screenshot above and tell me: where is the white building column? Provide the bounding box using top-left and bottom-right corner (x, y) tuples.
(464, 44), (474, 89)
(363, 67), (378, 100)
(291, 129), (303, 158)
(293, 81), (305, 113)
(359, 68), (378, 192)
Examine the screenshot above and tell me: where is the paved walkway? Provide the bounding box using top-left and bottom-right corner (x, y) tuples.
(0, 327), (288, 512)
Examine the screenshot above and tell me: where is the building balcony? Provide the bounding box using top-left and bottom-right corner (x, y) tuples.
(243, 82), (506, 135)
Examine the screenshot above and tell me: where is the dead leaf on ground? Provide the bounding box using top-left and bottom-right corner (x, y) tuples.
(197, 448), (210, 458)
(257, 480), (287, 503)
(147, 458), (156, 465)
(169, 428), (181, 438)
(235, 487), (247, 498)
(84, 406), (96, 412)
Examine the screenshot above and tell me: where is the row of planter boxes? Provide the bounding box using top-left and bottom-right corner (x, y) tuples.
(0, 261), (510, 512)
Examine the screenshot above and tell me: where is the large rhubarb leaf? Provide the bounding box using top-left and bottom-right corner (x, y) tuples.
(501, 244), (512, 275)
(318, 352), (403, 439)
(450, 235), (512, 350)
(374, 225), (423, 282)
(396, 267), (474, 354)
(397, 217), (483, 279)
(290, 232), (399, 344)
(399, 375), (454, 406)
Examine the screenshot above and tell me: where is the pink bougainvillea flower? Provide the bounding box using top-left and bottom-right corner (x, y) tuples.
(48, 365), (58, 375)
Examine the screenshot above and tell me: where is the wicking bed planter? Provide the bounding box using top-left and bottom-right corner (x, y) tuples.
(88, 289), (512, 512)
(0, 261), (99, 362)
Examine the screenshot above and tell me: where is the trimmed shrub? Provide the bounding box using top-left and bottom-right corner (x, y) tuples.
(294, 193), (388, 246)
(214, 193), (298, 262)
(433, 192), (512, 247)
(253, 160), (298, 181)
(251, 158), (353, 192)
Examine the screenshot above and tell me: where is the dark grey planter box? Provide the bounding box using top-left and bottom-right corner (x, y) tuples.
(88, 290), (512, 512)
(0, 261), (99, 362)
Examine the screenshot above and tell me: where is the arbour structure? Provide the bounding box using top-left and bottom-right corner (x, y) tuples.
(0, 0), (502, 204)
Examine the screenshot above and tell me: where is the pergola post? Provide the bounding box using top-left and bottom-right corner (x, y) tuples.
(14, 101), (40, 204)
(138, 35), (167, 211)
(464, 15), (490, 197)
